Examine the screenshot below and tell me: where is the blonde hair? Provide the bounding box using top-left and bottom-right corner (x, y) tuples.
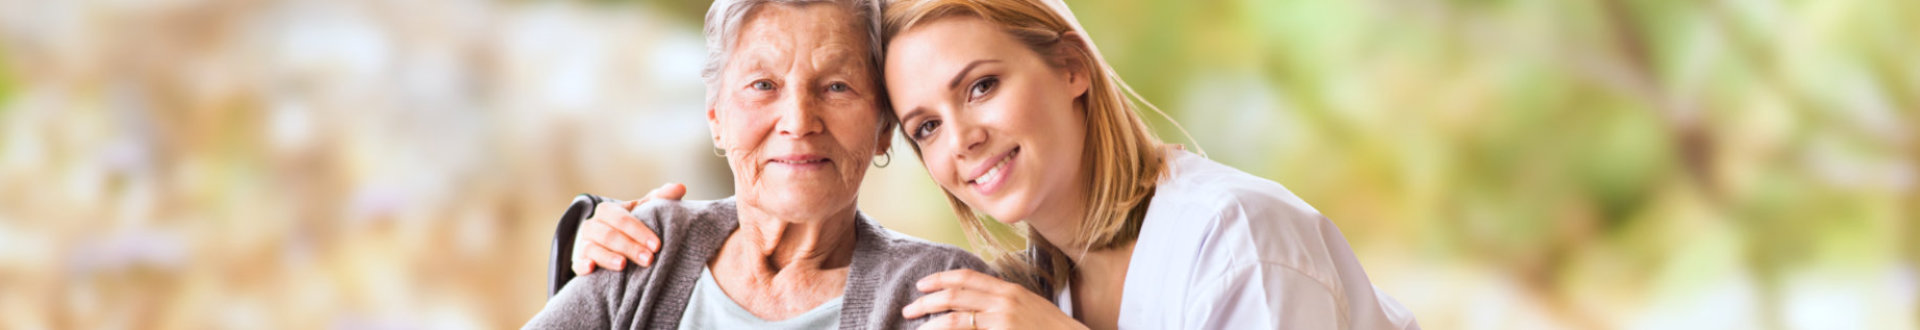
(882, 0), (1197, 293)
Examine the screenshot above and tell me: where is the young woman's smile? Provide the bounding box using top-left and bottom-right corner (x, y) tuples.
(964, 146), (1019, 195)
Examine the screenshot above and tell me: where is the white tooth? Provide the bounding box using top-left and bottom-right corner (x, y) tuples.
(974, 156), (1010, 184)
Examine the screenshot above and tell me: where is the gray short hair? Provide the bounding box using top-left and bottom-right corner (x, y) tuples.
(700, 0), (885, 108)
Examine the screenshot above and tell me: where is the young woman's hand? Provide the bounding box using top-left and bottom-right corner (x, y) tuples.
(904, 269), (1089, 330)
(570, 183), (685, 275)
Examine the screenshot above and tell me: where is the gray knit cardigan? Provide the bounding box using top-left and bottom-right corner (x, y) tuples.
(524, 198), (991, 329)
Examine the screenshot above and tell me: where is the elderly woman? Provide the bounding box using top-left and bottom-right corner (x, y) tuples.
(521, 0), (988, 328)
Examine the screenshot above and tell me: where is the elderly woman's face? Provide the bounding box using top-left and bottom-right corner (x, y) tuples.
(711, 3), (887, 219)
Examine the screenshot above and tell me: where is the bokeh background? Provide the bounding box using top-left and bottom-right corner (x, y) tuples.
(1, 0), (1915, 328)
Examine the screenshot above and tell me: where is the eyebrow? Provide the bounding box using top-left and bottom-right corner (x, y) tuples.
(947, 60), (1001, 89)
(900, 107), (928, 128)
(900, 60), (1001, 129)
(732, 54), (773, 77)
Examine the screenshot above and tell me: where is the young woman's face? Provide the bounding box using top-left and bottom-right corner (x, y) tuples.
(884, 16), (1090, 224)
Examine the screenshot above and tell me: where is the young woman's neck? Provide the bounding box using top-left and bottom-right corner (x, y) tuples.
(1022, 184), (1137, 276)
(1069, 239), (1134, 330)
(1026, 192), (1135, 330)
(1024, 177), (1087, 249)
(1022, 183), (1141, 329)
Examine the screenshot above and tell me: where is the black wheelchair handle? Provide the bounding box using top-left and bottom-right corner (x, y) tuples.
(548, 194), (606, 298)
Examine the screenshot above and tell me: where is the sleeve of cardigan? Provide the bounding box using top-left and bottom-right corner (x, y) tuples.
(887, 244), (996, 329)
(524, 270), (622, 330)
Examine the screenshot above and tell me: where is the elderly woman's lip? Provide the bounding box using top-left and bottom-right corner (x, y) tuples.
(765, 154), (833, 166)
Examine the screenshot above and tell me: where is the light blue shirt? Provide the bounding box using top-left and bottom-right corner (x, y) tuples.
(678, 268), (844, 329)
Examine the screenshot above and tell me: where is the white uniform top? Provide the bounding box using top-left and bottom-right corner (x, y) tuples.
(1056, 149), (1420, 329)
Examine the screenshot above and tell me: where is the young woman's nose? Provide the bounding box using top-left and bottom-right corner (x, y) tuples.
(946, 113), (988, 159)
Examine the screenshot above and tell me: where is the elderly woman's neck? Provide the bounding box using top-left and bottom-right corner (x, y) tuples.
(723, 204), (861, 272)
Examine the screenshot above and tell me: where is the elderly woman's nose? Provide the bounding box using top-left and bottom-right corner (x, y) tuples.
(775, 95), (826, 137)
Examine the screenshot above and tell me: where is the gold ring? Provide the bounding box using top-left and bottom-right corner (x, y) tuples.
(967, 311), (976, 329)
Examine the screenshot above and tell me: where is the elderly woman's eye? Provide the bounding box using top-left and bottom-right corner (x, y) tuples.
(912, 120), (941, 141)
(967, 77), (998, 101)
(751, 80), (775, 91)
(827, 82), (851, 93)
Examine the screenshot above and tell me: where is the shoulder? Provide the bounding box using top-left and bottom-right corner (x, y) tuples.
(1156, 150), (1322, 219)
(627, 198), (739, 242)
(852, 215), (990, 276)
(627, 197), (734, 227)
(1145, 150), (1348, 285)
(839, 214), (991, 328)
(528, 269), (629, 328)
(1140, 152), (1420, 329)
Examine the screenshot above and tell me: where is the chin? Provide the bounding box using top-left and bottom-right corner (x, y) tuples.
(992, 209), (1031, 225)
(755, 187), (854, 218)
(967, 198), (1031, 225)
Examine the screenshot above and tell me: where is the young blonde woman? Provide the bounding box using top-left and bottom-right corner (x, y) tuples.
(570, 0), (1420, 328)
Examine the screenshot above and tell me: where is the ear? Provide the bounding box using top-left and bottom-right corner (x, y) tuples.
(1057, 31), (1093, 100)
(874, 121), (895, 157)
(707, 106), (724, 149)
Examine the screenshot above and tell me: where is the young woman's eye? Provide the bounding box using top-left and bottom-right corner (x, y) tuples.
(751, 80), (775, 91)
(827, 82), (850, 93)
(912, 120), (942, 141)
(967, 77), (998, 101)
